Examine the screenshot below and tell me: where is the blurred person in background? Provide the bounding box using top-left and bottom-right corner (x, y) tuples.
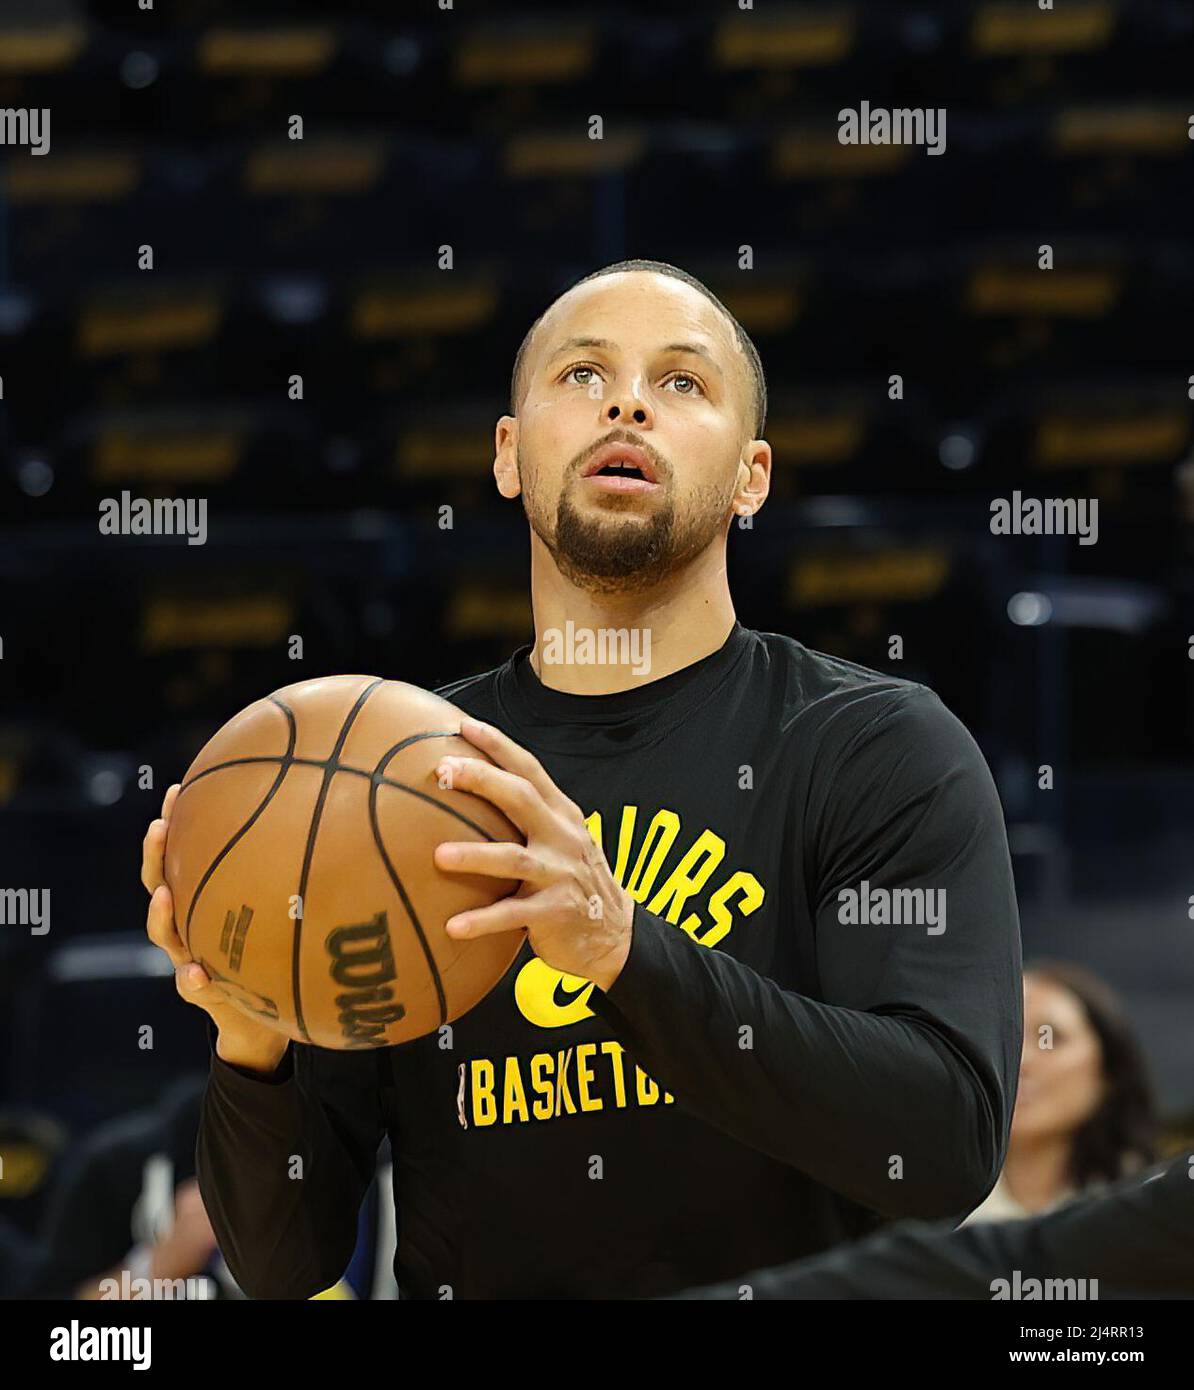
(11, 1072), (395, 1299)
(966, 960), (1159, 1224)
(18, 1075), (231, 1299)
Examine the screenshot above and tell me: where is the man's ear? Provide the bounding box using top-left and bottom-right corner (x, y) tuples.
(494, 416), (521, 498)
(733, 439), (772, 518)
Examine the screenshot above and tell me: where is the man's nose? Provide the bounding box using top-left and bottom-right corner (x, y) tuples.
(603, 380), (651, 427)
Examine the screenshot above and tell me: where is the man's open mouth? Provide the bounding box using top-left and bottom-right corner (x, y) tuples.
(594, 461), (646, 480)
(580, 444), (660, 488)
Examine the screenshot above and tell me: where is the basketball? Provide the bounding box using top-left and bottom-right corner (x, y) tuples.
(163, 675), (524, 1050)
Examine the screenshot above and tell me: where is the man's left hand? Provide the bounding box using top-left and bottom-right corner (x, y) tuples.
(432, 717), (634, 992)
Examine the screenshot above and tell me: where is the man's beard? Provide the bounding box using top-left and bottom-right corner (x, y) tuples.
(521, 449), (733, 595)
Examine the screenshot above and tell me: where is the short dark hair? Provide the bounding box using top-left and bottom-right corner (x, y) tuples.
(509, 259), (767, 439)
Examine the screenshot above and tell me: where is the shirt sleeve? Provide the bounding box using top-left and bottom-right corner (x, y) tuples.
(590, 686), (1022, 1222)
(676, 1152), (1194, 1298)
(196, 1019), (385, 1299)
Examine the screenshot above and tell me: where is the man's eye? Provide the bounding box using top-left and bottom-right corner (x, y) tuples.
(564, 366), (600, 386)
(665, 374), (704, 396)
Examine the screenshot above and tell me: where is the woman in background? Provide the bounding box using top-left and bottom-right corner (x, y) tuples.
(967, 959), (1159, 1223)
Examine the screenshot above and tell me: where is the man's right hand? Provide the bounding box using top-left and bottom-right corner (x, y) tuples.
(142, 784), (289, 1076)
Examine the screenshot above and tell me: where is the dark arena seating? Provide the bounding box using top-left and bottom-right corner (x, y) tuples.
(0, 0), (1191, 1329)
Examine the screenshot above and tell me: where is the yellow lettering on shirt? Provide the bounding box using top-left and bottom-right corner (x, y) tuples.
(512, 804), (767, 1030)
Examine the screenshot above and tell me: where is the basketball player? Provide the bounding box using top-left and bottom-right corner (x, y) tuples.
(141, 260), (1023, 1299)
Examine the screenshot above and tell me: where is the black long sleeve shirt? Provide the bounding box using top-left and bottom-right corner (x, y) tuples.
(196, 623), (1022, 1298)
(676, 1151), (1194, 1299)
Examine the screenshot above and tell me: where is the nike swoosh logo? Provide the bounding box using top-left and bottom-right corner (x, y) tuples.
(552, 978), (595, 1008)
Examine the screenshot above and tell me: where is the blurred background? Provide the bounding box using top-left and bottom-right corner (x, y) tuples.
(0, 0), (1191, 1294)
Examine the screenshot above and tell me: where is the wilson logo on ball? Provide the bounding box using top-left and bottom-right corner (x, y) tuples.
(165, 676), (524, 1050)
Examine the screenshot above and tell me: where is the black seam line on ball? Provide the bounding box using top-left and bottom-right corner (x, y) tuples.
(176, 726), (456, 794)
(367, 760), (447, 1030)
(293, 679), (384, 1044)
(175, 752), (496, 840)
(181, 699), (297, 958)
(365, 729), (502, 1030)
(363, 729), (499, 839)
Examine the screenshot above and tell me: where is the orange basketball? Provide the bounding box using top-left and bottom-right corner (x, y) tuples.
(164, 675), (523, 1049)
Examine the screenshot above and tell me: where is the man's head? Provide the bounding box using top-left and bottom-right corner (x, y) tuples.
(495, 260), (771, 595)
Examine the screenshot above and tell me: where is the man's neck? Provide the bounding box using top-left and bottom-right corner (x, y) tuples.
(527, 538), (737, 695)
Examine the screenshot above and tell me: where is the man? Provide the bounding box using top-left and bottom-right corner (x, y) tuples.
(142, 259), (1022, 1299)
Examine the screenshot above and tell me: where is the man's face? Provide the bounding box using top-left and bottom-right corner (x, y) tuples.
(501, 273), (757, 594)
